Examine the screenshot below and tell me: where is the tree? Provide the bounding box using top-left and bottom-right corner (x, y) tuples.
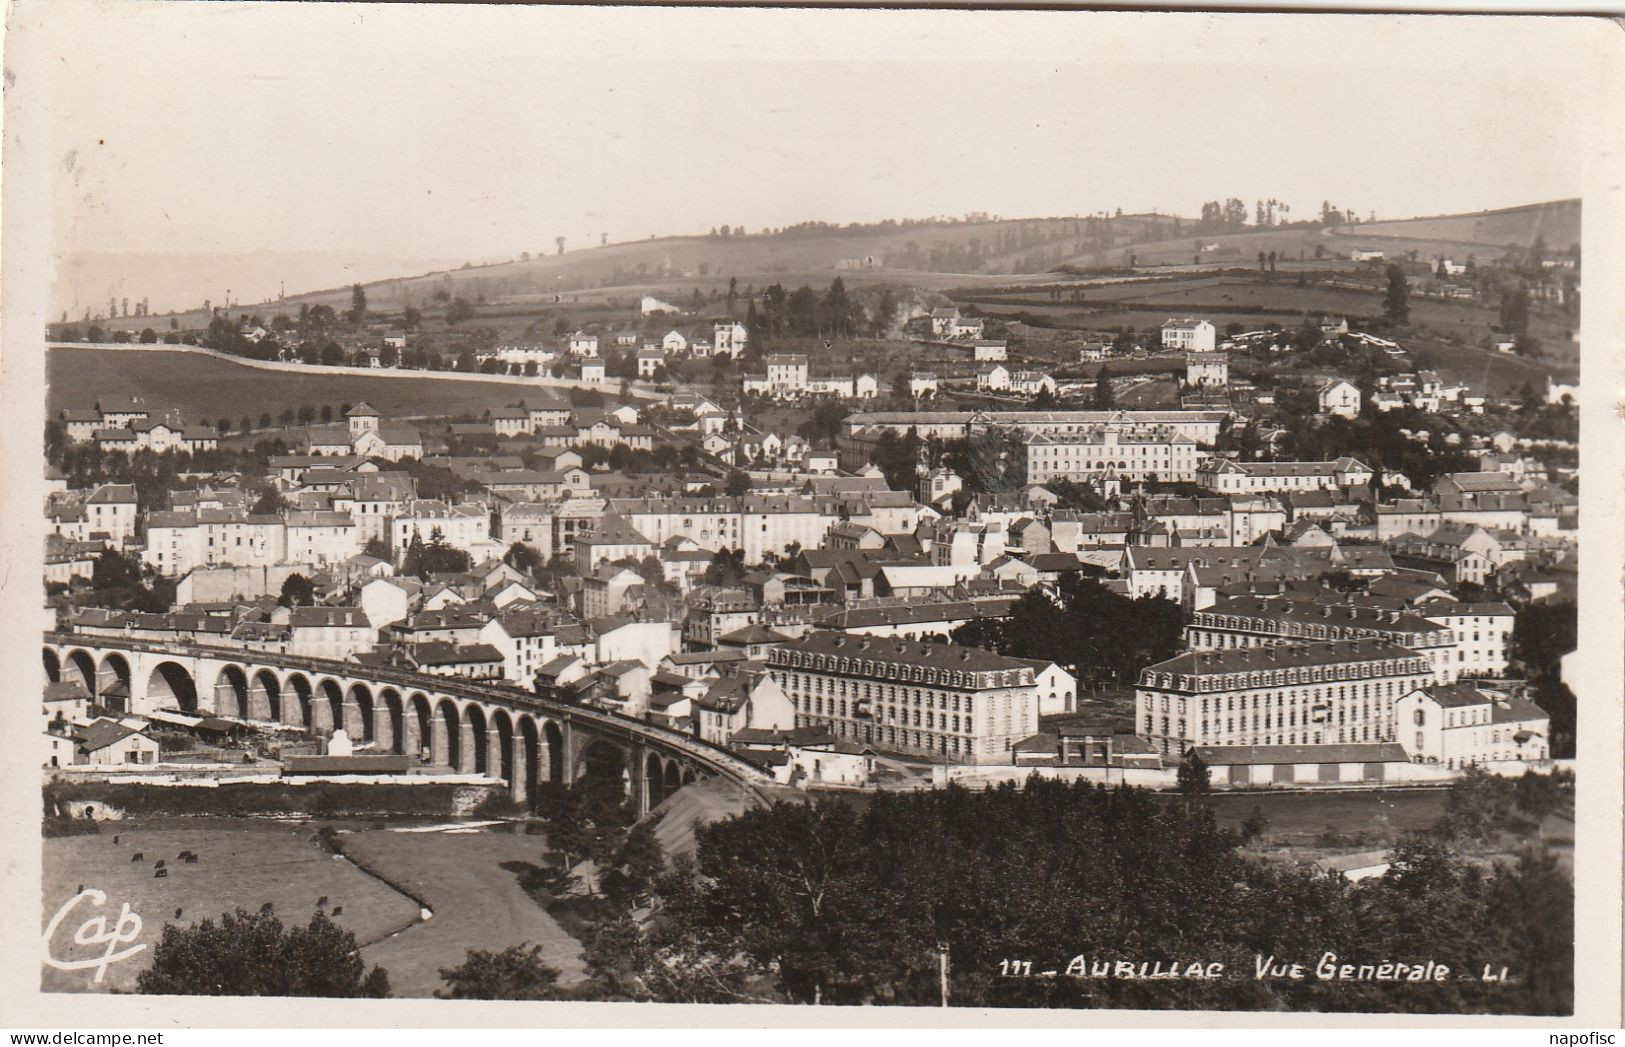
(1438, 765), (1513, 841)
(601, 823), (667, 906)
(136, 906), (390, 997)
(278, 573), (316, 608)
(1240, 805), (1270, 845)
(1510, 600), (1576, 682)
(138, 327), (157, 343)
(215, 417), (232, 436)
(402, 527), (472, 580)
(251, 486), (288, 515)
(348, 283), (368, 325)
(1090, 365), (1114, 409)
(446, 297), (475, 326)
(362, 537), (391, 560)
(1176, 749), (1212, 797)
(320, 342), (344, 366)
(505, 541), (542, 576)
(437, 944), (561, 1000)
(724, 469), (752, 497)
(1383, 263), (1410, 324)
(91, 549), (144, 592)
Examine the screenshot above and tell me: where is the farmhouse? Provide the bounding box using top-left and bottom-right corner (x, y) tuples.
(1161, 318), (1217, 353)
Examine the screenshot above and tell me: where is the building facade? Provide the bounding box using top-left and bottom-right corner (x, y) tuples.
(1135, 639), (1434, 756)
(767, 632), (1042, 764)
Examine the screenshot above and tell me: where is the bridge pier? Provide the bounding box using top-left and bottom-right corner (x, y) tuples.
(510, 739), (529, 806)
(402, 710), (422, 763)
(342, 697), (364, 742)
(374, 703), (396, 754)
(457, 720), (477, 774)
(630, 741), (652, 819)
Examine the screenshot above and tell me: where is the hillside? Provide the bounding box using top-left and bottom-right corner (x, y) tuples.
(99, 215), (1182, 330)
(1328, 199), (1580, 252)
(1055, 199), (1580, 270)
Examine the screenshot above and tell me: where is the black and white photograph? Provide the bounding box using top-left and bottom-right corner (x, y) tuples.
(2, 0), (1621, 1029)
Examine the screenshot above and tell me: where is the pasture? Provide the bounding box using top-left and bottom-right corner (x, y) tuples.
(1201, 788), (1448, 845)
(42, 821), (420, 994)
(338, 827), (586, 996)
(46, 347), (613, 425)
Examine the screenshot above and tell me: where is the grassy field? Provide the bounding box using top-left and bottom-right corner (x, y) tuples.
(1200, 788), (1449, 845)
(42, 821), (420, 994)
(47, 347), (613, 425)
(337, 827), (585, 997)
(1332, 199), (1581, 252)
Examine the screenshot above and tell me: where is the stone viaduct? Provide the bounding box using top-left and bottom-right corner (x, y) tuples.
(44, 632), (775, 816)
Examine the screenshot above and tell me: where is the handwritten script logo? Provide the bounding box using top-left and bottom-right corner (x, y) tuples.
(43, 889), (147, 983)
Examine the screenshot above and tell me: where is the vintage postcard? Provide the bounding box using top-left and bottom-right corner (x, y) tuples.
(1, 1), (1620, 1031)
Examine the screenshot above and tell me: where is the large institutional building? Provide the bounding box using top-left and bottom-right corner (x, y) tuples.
(1183, 595), (1460, 684)
(1026, 424), (1201, 484)
(1134, 638), (1434, 756)
(767, 632), (1042, 764)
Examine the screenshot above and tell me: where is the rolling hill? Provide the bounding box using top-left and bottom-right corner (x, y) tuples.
(1328, 198), (1580, 252)
(1054, 199), (1580, 270)
(75, 200), (1578, 335)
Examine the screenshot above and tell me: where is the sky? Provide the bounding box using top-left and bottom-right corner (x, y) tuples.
(20, 3), (1594, 314)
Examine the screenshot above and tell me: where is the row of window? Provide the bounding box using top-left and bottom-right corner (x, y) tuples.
(1143, 661), (1427, 692)
(776, 658), (1028, 690)
(1159, 681), (1413, 715)
(788, 672), (979, 711)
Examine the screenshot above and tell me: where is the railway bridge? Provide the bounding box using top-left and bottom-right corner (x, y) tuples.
(44, 632), (775, 816)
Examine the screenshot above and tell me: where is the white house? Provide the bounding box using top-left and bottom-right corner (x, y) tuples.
(1395, 684), (1549, 769)
(976, 363), (1011, 392)
(713, 322), (748, 358)
(1318, 379), (1362, 419)
(1010, 371), (1055, 397)
(1185, 351), (1228, 388)
(662, 330), (689, 354)
(973, 340), (1008, 362)
(1161, 318), (1216, 352)
(568, 331), (600, 357)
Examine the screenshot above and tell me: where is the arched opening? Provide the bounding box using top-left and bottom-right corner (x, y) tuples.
(97, 653), (132, 714)
(577, 739), (630, 801)
(249, 669), (282, 723)
(379, 689), (405, 755)
(214, 666), (249, 719)
(349, 684), (375, 744)
(315, 679), (345, 737)
(285, 674), (314, 730)
(409, 693), (433, 762)
(682, 768), (697, 786)
(436, 700), (461, 770)
(543, 721), (564, 786)
(43, 648), (61, 683)
(492, 710), (515, 787)
(663, 761), (682, 797)
(147, 661), (199, 714)
(64, 650), (97, 696)
(466, 704), (490, 775)
(519, 717), (542, 808)
(646, 753), (667, 809)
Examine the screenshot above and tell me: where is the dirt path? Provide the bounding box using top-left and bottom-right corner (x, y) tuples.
(338, 829), (586, 998)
